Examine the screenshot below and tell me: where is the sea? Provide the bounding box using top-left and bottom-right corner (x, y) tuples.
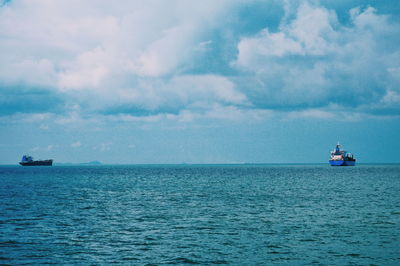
(1, 164), (399, 265)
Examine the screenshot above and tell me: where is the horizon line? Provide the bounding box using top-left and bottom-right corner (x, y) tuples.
(1, 162), (400, 166)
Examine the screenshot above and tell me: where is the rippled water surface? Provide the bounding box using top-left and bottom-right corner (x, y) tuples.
(1, 164), (400, 264)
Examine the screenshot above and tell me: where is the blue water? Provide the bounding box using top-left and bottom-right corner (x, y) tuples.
(1, 164), (399, 264)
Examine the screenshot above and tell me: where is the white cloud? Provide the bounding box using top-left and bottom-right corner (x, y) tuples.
(236, 2), (337, 67)
(66, 74), (248, 115)
(0, 58), (58, 88)
(39, 124), (49, 130)
(71, 141), (81, 148)
(0, 0), (232, 85)
(234, 2), (400, 113)
(23, 113), (53, 123)
(287, 109), (335, 120)
(167, 75), (248, 105)
(55, 111), (84, 125)
(58, 47), (111, 90)
(286, 3), (338, 55)
(0, 0), (250, 120)
(133, 24), (197, 77)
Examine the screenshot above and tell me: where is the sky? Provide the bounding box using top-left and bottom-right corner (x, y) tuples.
(0, 0), (400, 164)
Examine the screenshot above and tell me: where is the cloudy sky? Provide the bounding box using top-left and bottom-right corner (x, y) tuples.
(1, 0), (399, 164)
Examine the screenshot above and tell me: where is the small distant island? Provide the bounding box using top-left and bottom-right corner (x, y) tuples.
(81, 161), (103, 165)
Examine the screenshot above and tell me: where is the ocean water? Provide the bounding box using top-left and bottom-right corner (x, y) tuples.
(1, 164), (399, 265)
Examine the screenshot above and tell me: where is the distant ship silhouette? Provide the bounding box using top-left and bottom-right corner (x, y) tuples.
(329, 143), (356, 166)
(19, 155), (53, 166)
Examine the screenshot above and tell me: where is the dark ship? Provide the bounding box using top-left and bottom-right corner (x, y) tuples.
(19, 155), (53, 166)
(329, 143), (356, 166)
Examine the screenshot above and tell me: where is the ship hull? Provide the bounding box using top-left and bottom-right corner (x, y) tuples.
(329, 160), (355, 166)
(19, 160), (53, 166)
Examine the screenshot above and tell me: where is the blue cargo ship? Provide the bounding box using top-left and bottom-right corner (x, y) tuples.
(329, 143), (356, 166)
(19, 155), (53, 166)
